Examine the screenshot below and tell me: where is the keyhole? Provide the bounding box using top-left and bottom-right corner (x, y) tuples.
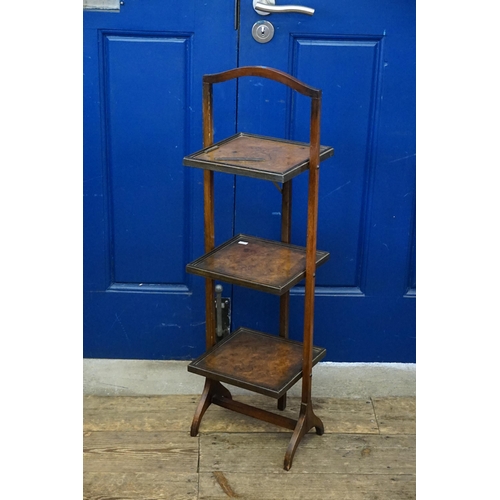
(252, 21), (274, 43)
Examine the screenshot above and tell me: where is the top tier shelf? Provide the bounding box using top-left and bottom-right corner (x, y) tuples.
(183, 133), (334, 183)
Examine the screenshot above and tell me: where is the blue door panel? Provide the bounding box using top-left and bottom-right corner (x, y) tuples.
(307, 295), (416, 362)
(83, 289), (203, 360)
(232, 0), (416, 361)
(104, 34), (191, 284)
(362, 146), (416, 297)
(84, 1), (237, 359)
(290, 36), (384, 289)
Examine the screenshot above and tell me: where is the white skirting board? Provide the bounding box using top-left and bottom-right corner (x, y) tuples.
(83, 359), (415, 398)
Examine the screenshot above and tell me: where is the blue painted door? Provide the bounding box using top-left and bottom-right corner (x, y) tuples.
(83, 1), (238, 359)
(84, 1), (415, 362)
(233, 1), (415, 361)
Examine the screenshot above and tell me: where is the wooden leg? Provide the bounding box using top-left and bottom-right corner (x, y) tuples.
(283, 401), (324, 470)
(277, 394), (287, 411)
(190, 378), (232, 437)
(284, 408), (308, 471)
(312, 409), (324, 436)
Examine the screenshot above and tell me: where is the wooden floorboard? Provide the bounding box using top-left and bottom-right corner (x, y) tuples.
(199, 472), (416, 500)
(83, 395), (198, 432)
(84, 472), (198, 500)
(199, 433), (415, 475)
(372, 397), (416, 434)
(83, 393), (415, 499)
(84, 431), (198, 473)
(197, 395), (380, 434)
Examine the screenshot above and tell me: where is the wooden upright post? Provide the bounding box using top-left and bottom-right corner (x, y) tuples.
(203, 80), (216, 350)
(277, 179), (292, 411)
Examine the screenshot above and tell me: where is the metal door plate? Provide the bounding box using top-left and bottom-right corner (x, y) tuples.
(214, 296), (231, 340)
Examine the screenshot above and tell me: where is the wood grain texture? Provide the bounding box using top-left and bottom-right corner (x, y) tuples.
(199, 432), (415, 474)
(186, 234), (329, 295)
(199, 472), (416, 500)
(196, 395), (379, 434)
(372, 397), (416, 434)
(84, 431), (198, 473)
(278, 178), (292, 411)
(188, 328), (325, 398)
(185, 133), (333, 183)
(84, 472), (198, 500)
(83, 394), (416, 499)
(203, 66), (321, 98)
(83, 395), (199, 412)
(83, 395), (197, 432)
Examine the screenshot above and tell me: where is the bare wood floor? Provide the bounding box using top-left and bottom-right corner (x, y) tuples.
(84, 393), (415, 499)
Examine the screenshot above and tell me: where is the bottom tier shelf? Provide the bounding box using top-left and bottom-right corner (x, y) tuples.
(187, 327), (326, 399)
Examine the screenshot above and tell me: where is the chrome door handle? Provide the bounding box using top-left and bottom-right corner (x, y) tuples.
(253, 0), (315, 16)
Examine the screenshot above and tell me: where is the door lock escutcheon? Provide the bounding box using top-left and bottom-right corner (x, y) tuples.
(252, 20), (275, 43)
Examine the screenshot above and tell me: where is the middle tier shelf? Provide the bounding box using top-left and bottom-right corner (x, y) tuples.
(186, 234), (330, 295)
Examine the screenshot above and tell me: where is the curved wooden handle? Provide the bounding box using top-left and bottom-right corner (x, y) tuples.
(203, 66), (321, 98)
